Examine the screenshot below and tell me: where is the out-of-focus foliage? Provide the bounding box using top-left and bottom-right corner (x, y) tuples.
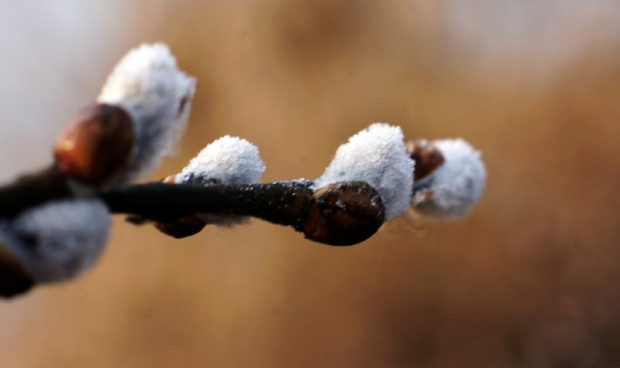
(1, 0), (620, 367)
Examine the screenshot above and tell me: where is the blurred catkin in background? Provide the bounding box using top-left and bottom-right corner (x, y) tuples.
(1, 0), (620, 367)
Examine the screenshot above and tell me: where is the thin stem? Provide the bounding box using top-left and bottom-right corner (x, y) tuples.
(0, 245), (34, 298)
(0, 168), (386, 246)
(0, 168), (73, 219)
(0, 170), (315, 230)
(101, 181), (315, 229)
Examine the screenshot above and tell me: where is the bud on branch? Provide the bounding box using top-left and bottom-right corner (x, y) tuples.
(0, 43), (487, 298)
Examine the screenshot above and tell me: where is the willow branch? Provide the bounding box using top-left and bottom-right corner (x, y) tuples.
(101, 181), (314, 228)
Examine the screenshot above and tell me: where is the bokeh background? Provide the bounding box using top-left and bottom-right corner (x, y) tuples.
(1, 0), (620, 367)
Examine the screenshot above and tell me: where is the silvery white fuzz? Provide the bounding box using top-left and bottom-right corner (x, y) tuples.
(412, 138), (486, 219)
(314, 123), (414, 220)
(98, 43), (196, 179)
(2, 200), (110, 283)
(177, 136), (266, 186)
(177, 136), (266, 225)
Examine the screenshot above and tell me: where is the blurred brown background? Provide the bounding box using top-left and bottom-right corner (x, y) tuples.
(1, 0), (620, 367)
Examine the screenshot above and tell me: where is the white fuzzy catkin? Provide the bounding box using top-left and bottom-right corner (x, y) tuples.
(412, 138), (486, 219)
(5, 200), (110, 283)
(177, 136), (266, 185)
(177, 136), (266, 226)
(98, 43), (196, 179)
(314, 123), (414, 220)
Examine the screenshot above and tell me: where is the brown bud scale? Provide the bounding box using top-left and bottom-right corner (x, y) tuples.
(406, 140), (445, 181)
(302, 181), (385, 246)
(54, 103), (134, 187)
(155, 215), (207, 239)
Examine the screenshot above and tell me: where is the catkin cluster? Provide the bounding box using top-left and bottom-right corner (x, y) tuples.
(0, 43), (486, 298)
